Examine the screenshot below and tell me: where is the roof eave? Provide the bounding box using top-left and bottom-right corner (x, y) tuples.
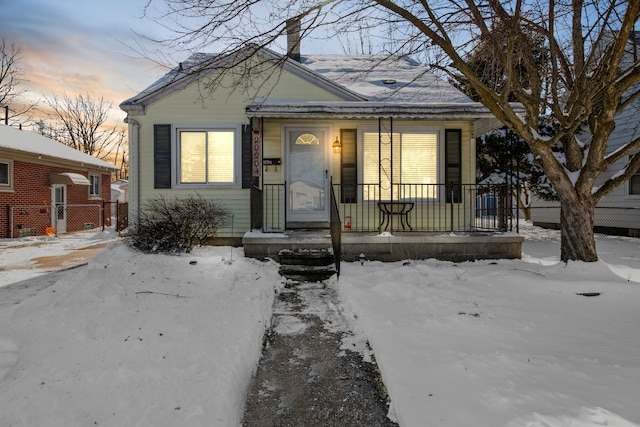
(2, 146), (119, 171)
(246, 102), (498, 120)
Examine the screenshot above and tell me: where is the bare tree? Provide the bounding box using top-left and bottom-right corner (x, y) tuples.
(41, 94), (128, 171)
(0, 37), (35, 125)
(142, 0), (640, 262)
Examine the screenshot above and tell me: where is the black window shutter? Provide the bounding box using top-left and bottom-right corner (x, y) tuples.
(154, 124), (172, 189)
(340, 129), (357, 203)
(242, 124), (253, 189)
(445, 129), (462, 203)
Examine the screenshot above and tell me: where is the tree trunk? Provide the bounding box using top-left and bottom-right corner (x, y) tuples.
(560, 200), (598, 262)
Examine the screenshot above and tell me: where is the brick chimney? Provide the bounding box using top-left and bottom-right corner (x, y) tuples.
(286, 18), (301, 62)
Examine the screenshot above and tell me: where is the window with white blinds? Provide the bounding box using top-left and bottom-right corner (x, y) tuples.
(363, 131), (438, 200)
(179, 130), (235, 184)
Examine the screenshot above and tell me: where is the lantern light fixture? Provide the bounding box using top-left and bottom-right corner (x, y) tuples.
(332, 136), (342, 154)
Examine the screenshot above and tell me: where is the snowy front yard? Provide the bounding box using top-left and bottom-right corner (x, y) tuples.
(0, 225), (639, 426)
(0, 245), (281, 426)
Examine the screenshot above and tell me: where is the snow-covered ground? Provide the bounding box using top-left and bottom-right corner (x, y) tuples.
(0, 229), (121, 286)
(0, 224), (639, 427)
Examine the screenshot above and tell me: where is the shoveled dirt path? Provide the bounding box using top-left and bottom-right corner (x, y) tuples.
(242, 280), (398, 426)
(30, 242), (111, 270)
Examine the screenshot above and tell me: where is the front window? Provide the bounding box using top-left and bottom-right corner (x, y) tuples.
(0, 161), (9, 186)
(178, 129), (235, 184)
(89, 174), (100, 196)
(362, 131), (438, 200)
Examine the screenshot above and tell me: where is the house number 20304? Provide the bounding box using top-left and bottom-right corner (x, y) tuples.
(252, 130), (261, 177)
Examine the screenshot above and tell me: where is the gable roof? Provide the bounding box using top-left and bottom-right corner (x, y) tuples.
(120, 45), (510, 130)
(120, 46), (366, 113)
(0, 125), (118, 171)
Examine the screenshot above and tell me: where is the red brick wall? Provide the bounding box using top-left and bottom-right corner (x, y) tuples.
(0, 161), (112, 238)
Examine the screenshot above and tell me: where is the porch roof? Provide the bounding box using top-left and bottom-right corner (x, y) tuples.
(246, 99), (499, 120)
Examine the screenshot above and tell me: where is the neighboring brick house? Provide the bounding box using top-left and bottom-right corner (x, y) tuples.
(0, 125), (119, 238)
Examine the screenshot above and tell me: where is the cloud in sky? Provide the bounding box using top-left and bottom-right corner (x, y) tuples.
(1, 0), (169, 122)
(1, 0), (348, 125)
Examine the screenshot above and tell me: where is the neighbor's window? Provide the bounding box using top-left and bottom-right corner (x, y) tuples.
(0, 160), (11, 188)
(631, 168), (640, 195)
(362, 131), (438, 200)
(179, 129), (235, 184)
(89, 174), (100, 196)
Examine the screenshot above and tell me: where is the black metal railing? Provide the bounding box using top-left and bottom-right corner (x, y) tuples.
(329, 177), (341, 276)
(258, 182), (512, 233)
(261, 183), (286, 232)
(333, 183), (511, 233)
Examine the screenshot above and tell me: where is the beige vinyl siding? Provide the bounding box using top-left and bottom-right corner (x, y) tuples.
(129, 55), (477, 235)
(131, 64), (348, 237)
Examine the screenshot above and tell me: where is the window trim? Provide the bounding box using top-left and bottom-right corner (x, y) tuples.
(89, 174), (101, 198)
(172, 124), (242, 188)
(358, 126), (443, 202)
(0, 158), (14, 191)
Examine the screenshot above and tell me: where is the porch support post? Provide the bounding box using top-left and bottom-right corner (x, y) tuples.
(378, 117), (394, 232)
(378, 118), (382, 233)
(390, 117), (393, 232)
(249, 117), (264, 230)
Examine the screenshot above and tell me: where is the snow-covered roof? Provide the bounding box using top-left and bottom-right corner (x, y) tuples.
(0, 125), (118, 171)
(120, 46), (479, 114)
(120, 47), (365, 112)
(246, 99), (495, 120)
(300, 54), (472, 103)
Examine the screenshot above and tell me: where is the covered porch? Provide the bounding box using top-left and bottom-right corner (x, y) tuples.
(242, 103), (524, 265)
(243, 181), (523, 264)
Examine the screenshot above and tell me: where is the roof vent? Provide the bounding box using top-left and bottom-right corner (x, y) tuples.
(382, 79), (396, 85)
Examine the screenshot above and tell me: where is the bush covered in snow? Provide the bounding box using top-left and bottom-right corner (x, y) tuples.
(127, 194), (230, 253)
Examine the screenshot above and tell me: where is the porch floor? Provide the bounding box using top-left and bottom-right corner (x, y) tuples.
(242, 230), (524, 262)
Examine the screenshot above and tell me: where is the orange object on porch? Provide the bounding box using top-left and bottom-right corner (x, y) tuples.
(45, 227), (55, 236)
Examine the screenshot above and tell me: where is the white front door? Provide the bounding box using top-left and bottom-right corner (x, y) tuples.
(286, 126), (330, 224)
(52, 184), (67, 233)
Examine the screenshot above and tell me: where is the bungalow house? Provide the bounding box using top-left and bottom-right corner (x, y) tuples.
(531, 32), (640, 237)
(120, 39), (523, 262)
(0, 125), (118, 238)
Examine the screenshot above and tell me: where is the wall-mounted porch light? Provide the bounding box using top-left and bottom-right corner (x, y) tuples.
(332, 136), (342, 154)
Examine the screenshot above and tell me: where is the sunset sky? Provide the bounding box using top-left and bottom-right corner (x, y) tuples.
(1, 0), (345, 126)
(1, 0), (188, 124)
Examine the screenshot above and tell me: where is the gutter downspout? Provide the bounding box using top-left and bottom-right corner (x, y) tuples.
(124, 116), (140, 223)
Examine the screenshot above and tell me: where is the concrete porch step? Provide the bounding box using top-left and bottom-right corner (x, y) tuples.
(278, 248), (337, 282)
(278, 248), (335, 266)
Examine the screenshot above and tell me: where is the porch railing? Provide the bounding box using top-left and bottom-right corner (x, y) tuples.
(258, 182), (511, 233)
(329, 178), (341, 276)
(261, 183), (286, 232)
(334, 183), (511, 233)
